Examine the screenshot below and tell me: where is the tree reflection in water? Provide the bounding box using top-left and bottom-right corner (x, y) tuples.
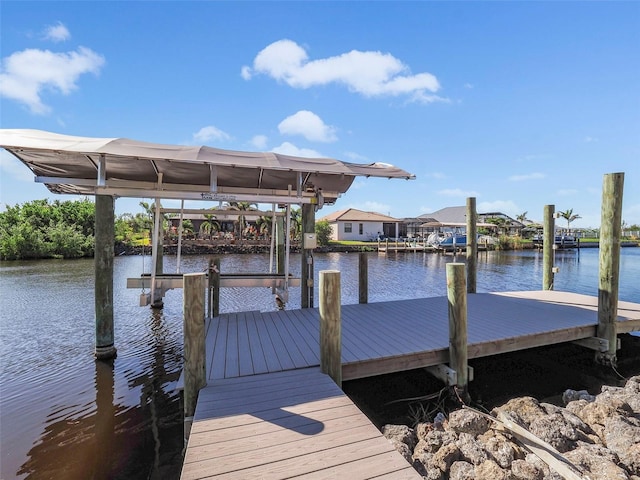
(17, 309), (183, 480)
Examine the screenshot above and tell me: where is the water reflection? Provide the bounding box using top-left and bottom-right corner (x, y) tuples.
(1, 248), (637, 480)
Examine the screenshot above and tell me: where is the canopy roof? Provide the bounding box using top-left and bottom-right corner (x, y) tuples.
(0, 129), (415, 205)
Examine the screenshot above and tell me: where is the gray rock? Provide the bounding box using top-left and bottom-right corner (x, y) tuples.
(382, 424), (417, 451)
(448, 409), (490, 437)
(449, 460), (474, 480)
(604, 414), (640, 475)
(414, 429), (457, 455)
(528, 412), (580, 453)
(483, 432), (517, 468)
(563, 442), (629, 480)
(511, 458), (544, 480)
(455, 432), (488, 465)
(562, 389), (596, 405)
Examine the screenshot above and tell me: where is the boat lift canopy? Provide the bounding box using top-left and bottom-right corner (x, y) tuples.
(0, 129), (414, 205)
(0, 128), (415, 307)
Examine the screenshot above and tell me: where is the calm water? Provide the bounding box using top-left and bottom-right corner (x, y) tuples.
(0, 248), (638, 479)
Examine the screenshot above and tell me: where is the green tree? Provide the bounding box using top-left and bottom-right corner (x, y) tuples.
(224, 201), (257, 241)
(255, 215), (273, 239)
(516, 212), (529, 224)
(200, 212), (221, 240)
(289, 207), (302, 241)
(315, 220), (332, 246)
(559, 209), (581, 230)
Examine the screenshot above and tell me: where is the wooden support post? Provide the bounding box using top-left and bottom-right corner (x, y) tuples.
(597, 172), (624, 365)
(543, 205), (555, 290)
(466, 197), (477, 294)
(95, 194), (117, 360)
(301, 203), (315, 308)
(359, 252), (368, 304)
(183, 272), (207, 440)
(319, 270), (342, 387)
(210, 258), (220, 317)
(447, 263), (468, 397)
(276, 216), (285, 275)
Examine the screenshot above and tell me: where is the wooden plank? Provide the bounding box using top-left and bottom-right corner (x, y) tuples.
(253, 311), (283, 373)
(261, 313), (296, 371)
(224, 313), (240, 379)
(265, 311), (310, 369)
(209, 316), (228, 380)
(297, 452), (421, 479)
(244, 311), (269, 375)
(237, 312), (254, 376)
(273, 310), (320, 365)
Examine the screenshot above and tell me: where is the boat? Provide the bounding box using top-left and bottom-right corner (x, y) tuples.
(427, 232), (468, 251)
(532, 232), (579, 249)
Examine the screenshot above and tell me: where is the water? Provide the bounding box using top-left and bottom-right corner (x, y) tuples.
(0, 248), (638, 479)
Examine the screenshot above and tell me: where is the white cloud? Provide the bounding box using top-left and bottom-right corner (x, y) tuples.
(193, 125), (231, 143)
(464, 83), (474, 89)
(250, 134), (268, 150)
(0, 46), (105, 114)
(0, 148), (34, 182)
(508, 172), (546, 181)
(437, 188), (479, 197)
(584, 136), (598, 143)
(478, 200), (520, 217)
(242, 39), (446, 103)
(271, 142), (322, 158)
(43, 22), (71, 42)
(278, 110), (337, 142)
(343, 151), (368, 162)
(557, 189), (578, 196)
(425, 172), (446, 179)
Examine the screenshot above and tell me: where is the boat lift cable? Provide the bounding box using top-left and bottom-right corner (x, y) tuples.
(269, 203), (276, 274)
(176, 199), (184, 274)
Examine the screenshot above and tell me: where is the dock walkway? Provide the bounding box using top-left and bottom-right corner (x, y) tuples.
(181, 290), (640, 479)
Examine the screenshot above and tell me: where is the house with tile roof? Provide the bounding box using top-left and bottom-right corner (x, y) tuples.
(318, 208), (402, 241)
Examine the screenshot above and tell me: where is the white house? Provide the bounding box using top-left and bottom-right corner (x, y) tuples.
(318, 208), (401, 241)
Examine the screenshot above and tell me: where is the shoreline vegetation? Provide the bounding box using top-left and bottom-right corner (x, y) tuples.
(1, 199), (638, 261)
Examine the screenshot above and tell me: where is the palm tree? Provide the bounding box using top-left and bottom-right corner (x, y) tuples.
(224, 201), (257, 242)
(516, 212), (529, 224)
(255, 215), (273, 239)
(559, 209), (581, 231)
(289, 207), (302, 241)
(199, 213), (221, 240)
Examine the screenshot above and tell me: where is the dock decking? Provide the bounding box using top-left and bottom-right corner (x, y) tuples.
(181, 290), (640, 479)
(182, 368), (421, 479)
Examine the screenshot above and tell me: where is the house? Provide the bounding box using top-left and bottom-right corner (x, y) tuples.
(412, 206), (524, 236)
(318, 208), (402, 241)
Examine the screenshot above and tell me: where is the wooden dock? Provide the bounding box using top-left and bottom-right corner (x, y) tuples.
(181, 290), (640, 479)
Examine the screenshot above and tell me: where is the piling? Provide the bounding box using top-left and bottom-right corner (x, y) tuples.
(95, 194), (117, 360)
(359, 252), (368, 304)
(301, 204), (315, 308)
(466, 197), (477, 293)
(208, 258), (220, 318)
(597, 172), (624, 365)
(319, 270), (342, 387)
(543, 205), (555, 290)
(446, 263), (468, 396)
(183, 272), (207, 440)
(276, 216), (285, 275)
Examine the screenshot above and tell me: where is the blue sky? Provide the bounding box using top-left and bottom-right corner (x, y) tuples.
(1, 1), (639, 228)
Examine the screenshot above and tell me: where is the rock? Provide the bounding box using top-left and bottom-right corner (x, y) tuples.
(414, 429), (457, 455)
(562, 389), (596, 405)
(483, 431), (517, 468)
(528, 412), (580, 453)
(495, 396), (546, 427)
(525, 453), (550, 477)
(429, 442), (461, 472)
(563, 443), (629, 480)
(604, 414), (640, 475)
(449, 460), (474, 480)
(474, 459), (509, 480)
(511, 458), (544, 480)
(382, 424), (417, 451)
(455, 432), (488, 465)
(448, 409), (490, 436)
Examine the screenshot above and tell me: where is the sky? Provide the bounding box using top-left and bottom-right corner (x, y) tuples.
(1, 1), (639, 229)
